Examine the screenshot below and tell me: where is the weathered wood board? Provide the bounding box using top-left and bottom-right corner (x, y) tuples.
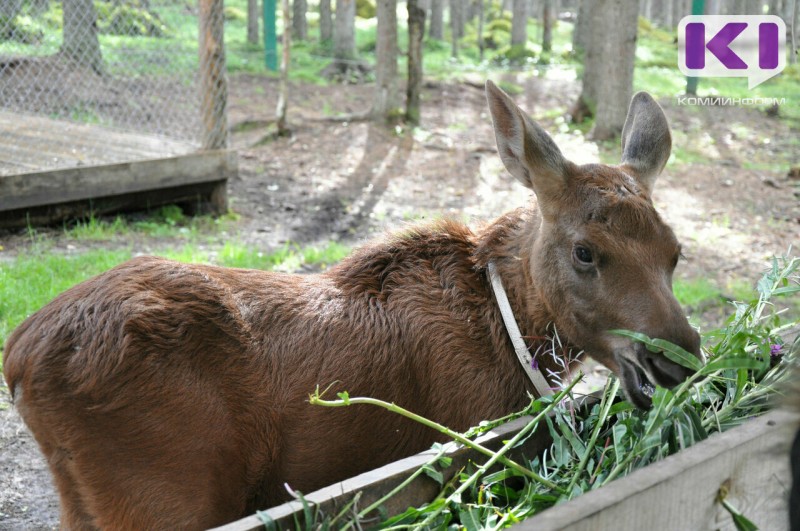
(0, 111), (195, 176)
(0, 150), (236, 227)
(209, 412), (559, 531)
(519, 409), (797, 531)
(0, 111), (235, 227)
(210, 409), (796, 531)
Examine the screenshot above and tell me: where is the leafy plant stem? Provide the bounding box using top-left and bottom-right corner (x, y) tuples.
(601, 387), (673, 485)
(389, 372), (584, 530)
(565, 377), (619, 496)
(309, 382), (579, 493)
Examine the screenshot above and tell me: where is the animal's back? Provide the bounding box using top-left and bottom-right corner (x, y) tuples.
(2, 219), (529, 529)
(4, 255), (273, 528)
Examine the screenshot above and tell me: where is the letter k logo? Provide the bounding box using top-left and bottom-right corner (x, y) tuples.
(678, 15), (787, 89)
(686, 22), (748, 69)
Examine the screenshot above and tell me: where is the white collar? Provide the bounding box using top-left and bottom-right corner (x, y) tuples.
(487, 260), (553, 397)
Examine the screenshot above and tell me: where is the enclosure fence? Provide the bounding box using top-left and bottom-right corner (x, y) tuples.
(0, 0), (227, 151)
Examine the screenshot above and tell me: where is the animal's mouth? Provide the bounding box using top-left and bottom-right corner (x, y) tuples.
(613, 339), (699, 409)
(618, 356), (657, 409)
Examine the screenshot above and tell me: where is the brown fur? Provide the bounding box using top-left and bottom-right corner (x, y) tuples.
(2, 83), (702, 529)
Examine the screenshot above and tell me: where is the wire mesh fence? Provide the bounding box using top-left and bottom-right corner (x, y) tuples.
(0, 0), (211, 147)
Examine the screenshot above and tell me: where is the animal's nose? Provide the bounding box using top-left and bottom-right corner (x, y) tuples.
(636, 325), (701, 388)
(641, 349), (694, 388)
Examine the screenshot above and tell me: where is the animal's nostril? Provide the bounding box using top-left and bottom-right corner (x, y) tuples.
(645, 354), (690, 388)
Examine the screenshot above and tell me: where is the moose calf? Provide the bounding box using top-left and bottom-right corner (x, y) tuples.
(3, 81), (701, 529)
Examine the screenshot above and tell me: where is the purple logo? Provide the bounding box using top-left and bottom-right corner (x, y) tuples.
(678, 15), (786, 89)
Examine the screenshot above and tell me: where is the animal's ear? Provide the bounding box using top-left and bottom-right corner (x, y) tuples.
(620, 92), (672, 195)
(485, 80), (568, 210)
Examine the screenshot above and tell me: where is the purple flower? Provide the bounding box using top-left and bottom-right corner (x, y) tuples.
(770, 344), (782, 356)
(531, 358), (539, 371)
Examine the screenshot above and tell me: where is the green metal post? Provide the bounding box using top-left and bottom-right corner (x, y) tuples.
(264, 0), (277, 71)
(685, 0), (705, 95)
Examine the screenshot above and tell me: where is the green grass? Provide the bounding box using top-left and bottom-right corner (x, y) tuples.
(673, 277), (722, 309)
(59, 205), (243, 242)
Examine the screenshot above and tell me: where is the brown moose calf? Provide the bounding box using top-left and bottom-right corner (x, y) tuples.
(3, 81), (702, 530)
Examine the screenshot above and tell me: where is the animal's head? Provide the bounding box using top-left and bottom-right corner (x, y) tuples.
(485, 80), (701, 409)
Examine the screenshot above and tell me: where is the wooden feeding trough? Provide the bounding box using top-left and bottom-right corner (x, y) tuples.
(212, 408), (796, 531)
(0, 111), (236, 228)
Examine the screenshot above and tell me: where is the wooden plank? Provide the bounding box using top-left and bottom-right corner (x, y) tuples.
(517, 409), (797, 531)
(209, 411), (564, 531)
(0, 150), (236, 211)
(0, 111), (193, 154)
(0, 126), (184, 163)
(0, 179), (228, 228)
(0, 111), (196, 176)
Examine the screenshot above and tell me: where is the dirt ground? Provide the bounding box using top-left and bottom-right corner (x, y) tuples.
(0, 71), (798, 529)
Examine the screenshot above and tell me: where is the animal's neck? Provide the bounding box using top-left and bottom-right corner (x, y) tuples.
(475, 207), (577, 384)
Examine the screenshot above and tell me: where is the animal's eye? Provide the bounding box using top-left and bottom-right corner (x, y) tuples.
(672, 248), (685, 269)
(573, 245), (593, 265)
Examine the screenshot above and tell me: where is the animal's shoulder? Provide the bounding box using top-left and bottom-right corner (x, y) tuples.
(333, 219), (477, 275)
(328, 219), (484, 300)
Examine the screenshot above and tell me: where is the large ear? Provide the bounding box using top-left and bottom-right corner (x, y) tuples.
(620, 92), (672, 195)
(485, 80), (568, 211)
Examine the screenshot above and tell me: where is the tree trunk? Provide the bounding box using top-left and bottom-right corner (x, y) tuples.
(293, 0), (307, 40)
(745, 0), (763, 14)
(573, 0), (590, 55)
(650, 0), (667, 25)
(511, 0), (527, 46)
(320, 0), (333, 41)
(583, 0), (639, 140)
(477, 0), (485, 60)
(247, 0), (259, 45)
(277, 0), (291, 135)
(450, 0), (464, 39)
(462, 0), (472, 26)
(334, 0), (357, 61)
(642, 0), (652, 20)
(663, 0), (674, 27)
(372, 0), (399, 121)
(792, 0), (798, 64)
(574, 0), (638, 141)
(199, 0), (228, 149)
(61, 0), (104, 74)
(406, 0), (426, 124)
(672, 0), (686, 28)
(429, 0), (444, 39)
(450, 0), (463, 56)
(705, 0), (721, 14)
(768, 0), (782, 15)
(466, 0), (479, 22)
(532, 0), (542, 20)
(542, 0), (553, 52)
